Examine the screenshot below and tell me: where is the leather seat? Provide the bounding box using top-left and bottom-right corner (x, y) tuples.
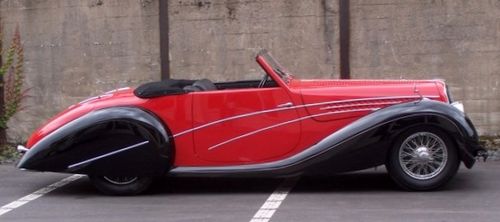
(184, 79), (217, 92)
(193, 79), (217, 91)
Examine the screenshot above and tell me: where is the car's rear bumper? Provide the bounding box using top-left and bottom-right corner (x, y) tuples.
(17, 145), (29, 153)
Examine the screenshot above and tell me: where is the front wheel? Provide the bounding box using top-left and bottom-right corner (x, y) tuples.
(89, 175), (153, 195)
(386, 126), (460, 191)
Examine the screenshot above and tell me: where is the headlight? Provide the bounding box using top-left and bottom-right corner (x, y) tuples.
(451, 101), (465, 113)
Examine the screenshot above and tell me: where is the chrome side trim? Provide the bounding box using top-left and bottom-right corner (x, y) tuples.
(173, 103), (296, 138)
(104, 87), (131, 94)
(67, 141), (149, 169)
(78, 94), (113, 104)
(277, 102), (294, 108)
(319, 101), (402, 110)
(78, 96), (99, 104)
(208, 108), (378, 150)
(173, 95), (439, 138)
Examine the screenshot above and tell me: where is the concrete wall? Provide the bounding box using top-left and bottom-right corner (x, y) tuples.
(169, 0), (500, 136)
(349, 0), (500, 135)
(0, 0), (499, 140)
(168, 0), (340, 81)
(0, 0), (161, 142)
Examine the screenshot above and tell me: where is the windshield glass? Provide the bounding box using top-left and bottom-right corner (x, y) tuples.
(258, 50), (293, 83)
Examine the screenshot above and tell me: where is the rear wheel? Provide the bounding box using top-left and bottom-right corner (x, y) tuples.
(386, 126), (460, 191)
(89, 175), (153, 195)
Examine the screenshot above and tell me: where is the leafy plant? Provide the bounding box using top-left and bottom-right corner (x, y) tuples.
(0, 22), (27, 154)
(0, 144), (20, 164)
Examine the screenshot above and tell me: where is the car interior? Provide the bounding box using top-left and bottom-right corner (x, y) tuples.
(134, 77), (278, 98)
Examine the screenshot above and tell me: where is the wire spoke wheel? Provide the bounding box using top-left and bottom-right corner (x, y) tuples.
(386, 126), (459, 191)
(89, 175), (153, 195)
(399, 132), (448, 180)
(103, 176), (139, 185)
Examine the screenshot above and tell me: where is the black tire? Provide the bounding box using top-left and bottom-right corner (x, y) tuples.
(89, 175), (153, 195)
(386, 126), (460, 191)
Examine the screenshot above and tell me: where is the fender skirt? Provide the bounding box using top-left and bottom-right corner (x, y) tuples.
(170, 99), (484, 177)
(17, 107), (172, 176)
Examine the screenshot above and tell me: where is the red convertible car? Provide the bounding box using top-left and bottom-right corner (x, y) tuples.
(17, 50), (485, 195)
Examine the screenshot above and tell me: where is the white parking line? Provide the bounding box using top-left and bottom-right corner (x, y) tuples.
(250, 177), (299, 222)
(0, 174), (83, 217)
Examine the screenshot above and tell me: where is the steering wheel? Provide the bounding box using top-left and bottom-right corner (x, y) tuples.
(258, 73), (269, 88)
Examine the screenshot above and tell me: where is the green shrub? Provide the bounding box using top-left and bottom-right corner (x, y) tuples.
(0, 22), (27, 156)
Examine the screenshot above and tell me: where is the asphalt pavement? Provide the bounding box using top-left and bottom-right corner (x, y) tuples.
(0, 161), (499, 222)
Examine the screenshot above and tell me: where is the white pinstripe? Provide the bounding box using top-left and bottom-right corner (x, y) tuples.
(174, 95), (436, 138)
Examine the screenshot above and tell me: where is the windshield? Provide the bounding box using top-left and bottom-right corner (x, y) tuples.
(257, 50), (293, 83)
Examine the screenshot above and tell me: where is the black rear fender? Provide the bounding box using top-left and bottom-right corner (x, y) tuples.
(17, 107), (173, 176)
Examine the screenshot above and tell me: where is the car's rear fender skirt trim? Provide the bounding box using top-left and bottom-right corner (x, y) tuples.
(169, 99), (483, 177)
(17, 107), (173, 176)
(66, 140), (150, 170)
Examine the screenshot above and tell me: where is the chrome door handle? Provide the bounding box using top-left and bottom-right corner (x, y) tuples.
(277, 102), (293, 108)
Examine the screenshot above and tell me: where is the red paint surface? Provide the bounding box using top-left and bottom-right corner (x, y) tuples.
(25, 54), (449, 167)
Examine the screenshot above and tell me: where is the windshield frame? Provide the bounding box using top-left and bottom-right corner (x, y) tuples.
(256, 50), (293, 84)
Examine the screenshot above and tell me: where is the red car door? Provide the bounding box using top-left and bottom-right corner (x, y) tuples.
(191, 87), (300, 164)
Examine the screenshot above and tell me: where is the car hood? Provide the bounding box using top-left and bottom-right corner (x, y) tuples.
(291, 79), (447, 100)
(290, 79), (448, 122)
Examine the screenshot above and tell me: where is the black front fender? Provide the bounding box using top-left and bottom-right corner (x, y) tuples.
(18, 107), (173, 176)
(307, 98), (483, 173)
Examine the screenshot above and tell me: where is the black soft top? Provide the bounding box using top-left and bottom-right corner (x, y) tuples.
(134, 79), (217, 98)
(134, 79), (195, 98)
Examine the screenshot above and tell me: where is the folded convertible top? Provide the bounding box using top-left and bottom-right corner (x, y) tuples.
(134, 79), (196, 98)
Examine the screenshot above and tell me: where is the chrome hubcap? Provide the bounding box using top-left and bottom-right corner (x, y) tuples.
(399, 132), (448, 180)
(103, 176), (138, 185)
(415, 147), (431, 162)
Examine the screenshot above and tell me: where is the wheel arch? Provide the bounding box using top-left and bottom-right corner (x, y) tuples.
(383, 113), (477, 169)
(18, 106), (175, 176)
(304, 100), (480, 175)
(384, 124), (461, 190)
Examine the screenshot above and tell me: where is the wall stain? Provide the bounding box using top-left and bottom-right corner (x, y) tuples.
(177, 0), (211, 9)
(88, 0), (103, 8)
(226, 1), (238, 20)
(322, 0), (337, 77)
